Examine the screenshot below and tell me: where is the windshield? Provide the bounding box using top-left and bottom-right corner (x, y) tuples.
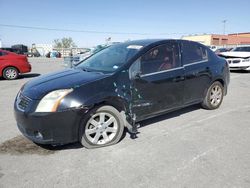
(76, 43), (143, 73)
(233, 46), (250, 52)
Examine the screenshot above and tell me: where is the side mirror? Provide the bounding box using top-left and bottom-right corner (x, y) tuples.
(134, 72), (142, 79)
(129, 59), (141, 80)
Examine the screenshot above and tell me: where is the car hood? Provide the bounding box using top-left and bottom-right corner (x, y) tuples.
(21, 69), (109, 100)
(220, 51), (250, 58)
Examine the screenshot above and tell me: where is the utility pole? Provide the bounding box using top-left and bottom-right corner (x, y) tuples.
(222, 20), (227, 35)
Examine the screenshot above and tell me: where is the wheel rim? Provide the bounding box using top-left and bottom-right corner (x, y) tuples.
(5, 68), (17, 79)
(209, 85), (222, 107)
(85, 112), (118, 145)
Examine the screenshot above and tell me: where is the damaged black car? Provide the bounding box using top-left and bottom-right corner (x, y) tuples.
(14, 39), (230, 148)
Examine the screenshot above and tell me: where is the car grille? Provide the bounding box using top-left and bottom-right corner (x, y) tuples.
(233, 60), (241, 64)
(16, 93), (32, 111)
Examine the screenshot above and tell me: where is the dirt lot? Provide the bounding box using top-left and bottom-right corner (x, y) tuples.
(0, 58), (250, 188)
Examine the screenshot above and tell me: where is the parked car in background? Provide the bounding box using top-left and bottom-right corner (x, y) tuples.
(1, 45), (28, 55)
(215, 47), (233, 55)
(0, 47), (20, 54)
(14, 39), (229, 148)
(45, 51), (61, 58)
(219, 46), (250, 71)
(11, 44), (28, 55)
(26, 51), (40, 57)
(0, 49), (31, 80)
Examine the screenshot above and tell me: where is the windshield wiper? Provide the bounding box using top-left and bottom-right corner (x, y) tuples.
(76, 66), (91, 72)
(77, 67), (104, 74)
(81, 68), (90, 72)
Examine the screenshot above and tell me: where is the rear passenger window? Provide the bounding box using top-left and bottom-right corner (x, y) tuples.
(182, 41), (208, 65)
(140, 42), (180, 75)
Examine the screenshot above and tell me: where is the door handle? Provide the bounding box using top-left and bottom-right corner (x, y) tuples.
(173, 76), (185, 82)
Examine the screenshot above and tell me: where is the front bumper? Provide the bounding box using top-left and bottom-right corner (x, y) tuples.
(21, 62), (32, 73)
(14, 102), (88, 145)
(229, 66), (250, 71)
(227, 59), (250, 71)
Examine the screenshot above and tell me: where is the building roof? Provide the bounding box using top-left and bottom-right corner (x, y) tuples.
(228, 32), (250, 35)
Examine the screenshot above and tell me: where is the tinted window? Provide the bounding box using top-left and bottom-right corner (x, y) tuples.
(140, 43), (180, 75)
(182, 41), (208, 65)
(77, 43), (142, 73)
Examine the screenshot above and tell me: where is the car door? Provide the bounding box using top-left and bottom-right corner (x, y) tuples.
(181, 41), (212, 104)
(129, 42), (185, 121)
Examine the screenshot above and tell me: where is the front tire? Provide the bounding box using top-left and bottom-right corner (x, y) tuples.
(80, 105), (125, 149)
(202, 81), (224, 110)
(3, 67), (19, 80)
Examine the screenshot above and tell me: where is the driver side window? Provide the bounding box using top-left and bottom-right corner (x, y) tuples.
(140, 43), (180, 75)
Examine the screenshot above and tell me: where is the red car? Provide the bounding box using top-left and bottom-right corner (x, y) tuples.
(0, 49), (31, 80)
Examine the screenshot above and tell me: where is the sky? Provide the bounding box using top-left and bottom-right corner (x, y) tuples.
(0, 0), (250, 47)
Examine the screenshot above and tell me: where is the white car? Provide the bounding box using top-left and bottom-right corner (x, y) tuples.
(220, 46), (250, 71)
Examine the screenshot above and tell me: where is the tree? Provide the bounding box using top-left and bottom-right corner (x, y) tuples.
(53, 37), (77, 48)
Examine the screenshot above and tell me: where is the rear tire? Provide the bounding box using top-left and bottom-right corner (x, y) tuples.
(202, 81), (224, 110)
(3, 67), (19, 80)
(79, 105), (125, 149)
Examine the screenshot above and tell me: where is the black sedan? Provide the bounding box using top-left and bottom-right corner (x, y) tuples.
(14, 39), (230, 148)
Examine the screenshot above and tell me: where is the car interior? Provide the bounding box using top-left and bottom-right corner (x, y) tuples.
(141, 44), (179, 75)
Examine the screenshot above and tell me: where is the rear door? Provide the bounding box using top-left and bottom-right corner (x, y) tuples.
(181, 41), (212, 104)
(130, 42), (185, 120)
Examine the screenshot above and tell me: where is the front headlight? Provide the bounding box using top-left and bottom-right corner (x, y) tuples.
(242, 58), (250, 62)
(35, 89), (73, 112)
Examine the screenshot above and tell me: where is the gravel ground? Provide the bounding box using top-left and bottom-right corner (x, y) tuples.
(0, 58), (250, 188)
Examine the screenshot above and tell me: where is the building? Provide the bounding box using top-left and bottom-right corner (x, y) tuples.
(229, 32), (250, 38)
(182, 32), (250, 46)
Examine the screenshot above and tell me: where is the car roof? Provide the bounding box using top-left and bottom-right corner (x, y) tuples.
(0, 49), (18, 55)
(123, 39), (207, 47)
(0, 49), (10, 53)
(121, 39), (177, 47)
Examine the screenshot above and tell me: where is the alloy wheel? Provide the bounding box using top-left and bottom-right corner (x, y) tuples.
(209, 85), (223, 107)
(85, 112), (118, 145)
(4, 68), (18, 80)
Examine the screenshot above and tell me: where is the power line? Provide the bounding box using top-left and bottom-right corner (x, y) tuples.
(0, 23), (220, 36)
(0, 23), (153, 35)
